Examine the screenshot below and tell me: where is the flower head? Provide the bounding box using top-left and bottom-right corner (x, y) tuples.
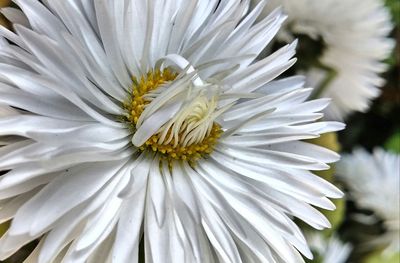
(0, 1), (344, 262)
(252, 0), (395, 120)
(337, 148), (400, 254)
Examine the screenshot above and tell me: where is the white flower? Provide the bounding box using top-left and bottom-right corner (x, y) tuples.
(0, 1), (344, 262)
(337, 148), (400, 254)
(307, 233), (352, 263)
(252, 0), (394, 120)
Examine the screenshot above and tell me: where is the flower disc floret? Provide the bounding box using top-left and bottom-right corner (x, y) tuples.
(124, 68), (223, 162)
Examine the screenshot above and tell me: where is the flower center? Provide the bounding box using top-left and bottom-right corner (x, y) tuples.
(123, 68), (223, 162)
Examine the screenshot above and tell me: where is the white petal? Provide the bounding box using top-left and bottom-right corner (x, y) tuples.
(9, 160), (128, 237)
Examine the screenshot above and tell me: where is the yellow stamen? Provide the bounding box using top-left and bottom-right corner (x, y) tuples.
(125, 68), (177, 124)
(124, 68), (222, 163)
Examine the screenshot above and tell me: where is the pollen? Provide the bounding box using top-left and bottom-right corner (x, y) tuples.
(123, 68), (223, 163)
(124, 68), (177, 125)
(140, 123), (222, 163)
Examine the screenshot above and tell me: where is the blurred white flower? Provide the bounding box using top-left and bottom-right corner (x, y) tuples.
(307, 233), (352, 263)
(0, 1), (344, 262)
(252, 0), (394, 120)
(337, 148), (400, 254)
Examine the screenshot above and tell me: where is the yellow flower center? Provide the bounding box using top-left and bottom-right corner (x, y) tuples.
(123, 68), (223, 162)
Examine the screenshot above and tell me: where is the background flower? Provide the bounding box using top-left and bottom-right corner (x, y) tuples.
(251, 0), (395, 120)
(337, 148), (400, 256)
(306, 233), (352, 263)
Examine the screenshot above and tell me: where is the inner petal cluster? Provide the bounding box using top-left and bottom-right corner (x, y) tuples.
(123, 68), (223, 162)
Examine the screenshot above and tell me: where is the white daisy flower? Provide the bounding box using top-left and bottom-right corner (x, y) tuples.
(251, 0), (395, 120)
(337, 148), (400, 254)
(307, 233), (352, 263)
(0, 1), (344, 262)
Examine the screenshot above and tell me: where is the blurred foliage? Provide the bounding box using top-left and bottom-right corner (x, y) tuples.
(305, 252), (324, 263)
(364, 251), (400, 263)
(324, 198), (346, 236)
(293, 34), (325, 72)
(1, 241), (39, 263)
(385, 131), (400, 153)
(309, 132), (341, 153)
(0, 222), (9, 237)
(0, 0), (10, 8)
(0, 0), (10, 29)
(386, 0), (400, 25)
